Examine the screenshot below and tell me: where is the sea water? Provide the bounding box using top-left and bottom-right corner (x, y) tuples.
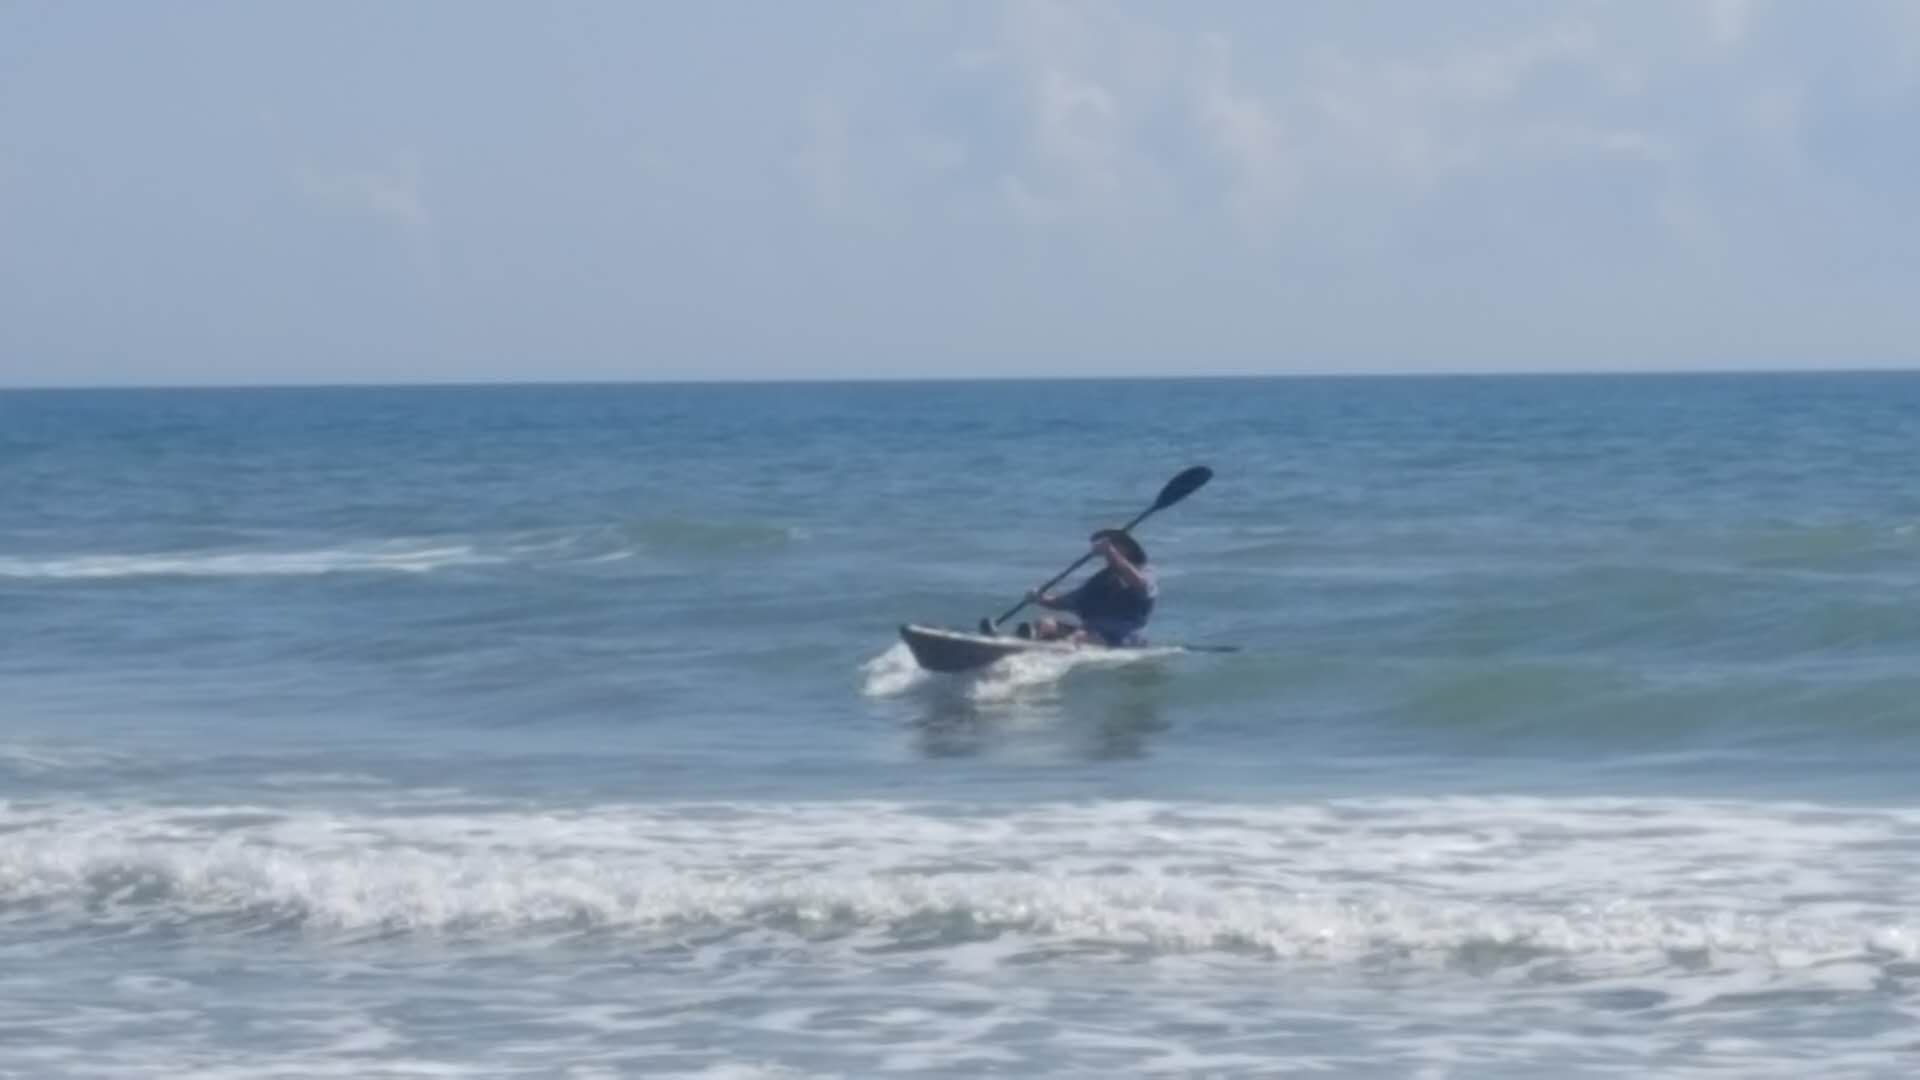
(3, 375), (1919, 1077)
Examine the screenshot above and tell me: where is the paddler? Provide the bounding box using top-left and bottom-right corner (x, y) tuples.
(1021, 529), (1156, 646)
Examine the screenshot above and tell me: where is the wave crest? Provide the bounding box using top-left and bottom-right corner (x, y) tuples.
(4, 797), (1915, 978)
(0, 544), (496, 581)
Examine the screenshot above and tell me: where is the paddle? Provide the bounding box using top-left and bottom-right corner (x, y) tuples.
(980, 465), (1213, 635)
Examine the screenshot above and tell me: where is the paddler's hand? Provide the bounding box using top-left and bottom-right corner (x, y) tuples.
(1026, 588), (1053, 607)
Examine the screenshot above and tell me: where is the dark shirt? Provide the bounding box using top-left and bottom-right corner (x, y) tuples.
(1062, 566), (1156, 624)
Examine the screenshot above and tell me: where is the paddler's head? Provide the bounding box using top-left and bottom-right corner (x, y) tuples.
(1090, 528), (1147, 565)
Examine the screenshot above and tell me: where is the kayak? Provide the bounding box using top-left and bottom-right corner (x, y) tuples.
(899, 623), (1129, 673)
(899, 623), (1237, 674)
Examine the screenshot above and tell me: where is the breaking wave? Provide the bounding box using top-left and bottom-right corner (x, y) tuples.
(4, 796), (1915, 979)
(0, 544), (498, 581)
(0, 517), (807, 583)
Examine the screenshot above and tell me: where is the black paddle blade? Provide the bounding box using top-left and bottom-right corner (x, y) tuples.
(1152, 466), (1213, 511)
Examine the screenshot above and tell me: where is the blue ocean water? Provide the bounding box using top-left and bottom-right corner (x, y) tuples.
(4, 375), (1920, 1077)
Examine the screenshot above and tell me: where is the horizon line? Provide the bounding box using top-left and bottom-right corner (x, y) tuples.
(5, 362), (1920, 393)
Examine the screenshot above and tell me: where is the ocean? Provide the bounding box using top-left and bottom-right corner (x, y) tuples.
(3, 374), (1919, 1077)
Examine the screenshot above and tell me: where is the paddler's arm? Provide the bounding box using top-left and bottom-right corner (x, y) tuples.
(1026, 587), (1071, 610)
(1094, 536), (1151, 591)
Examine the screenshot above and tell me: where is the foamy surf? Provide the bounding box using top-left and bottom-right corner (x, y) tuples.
(0, 543), (499, 581)
(860, 639), (1181, 702)
(499, 518), (807, 564)
(6, 774), (1920, 1078)
(5, 795), (1916, 979)
(0, 741), (127, 776)
(860, 643), (930, 697)
(0, 519), (819, 583)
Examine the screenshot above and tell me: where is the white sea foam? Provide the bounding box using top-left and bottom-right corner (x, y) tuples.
(0, 742), (125, 775)
(255, 772), (390, 790)
(859, 643), (930, 697)
(860, 640), (1180, 702)
(3, 796), (1916, 970)
(0, 519), (821, 585)
(7, 795), (1918, 1077)
(0, 543), (499, 581)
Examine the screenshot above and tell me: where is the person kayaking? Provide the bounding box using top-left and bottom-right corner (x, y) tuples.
(1021, 529), (1156, 646)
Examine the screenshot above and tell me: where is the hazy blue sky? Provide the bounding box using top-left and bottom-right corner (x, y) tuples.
(3, 1), (1918, 385)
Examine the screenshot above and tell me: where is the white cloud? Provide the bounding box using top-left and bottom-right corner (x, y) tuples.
(987, 0), (1183, 229)
(300, 156), (428, 230)
(790, 97), (852, 216)
(1381, 22), (1597, 107)
(1191, 33), (1295, 234)
(1535, 125), (1668, 162)
(997, 172), (1058, 226)
(958, 4), (1659, 248)
(298, 154), (438, 285)
(25, 0), (1914, 381)
(1031, 68), (1119, 186)
(1706, 0), (1756, 52)
(1742, 84), (1805, 156)
(1285, 20), (1611, 194)
(906, 133), (968, 174)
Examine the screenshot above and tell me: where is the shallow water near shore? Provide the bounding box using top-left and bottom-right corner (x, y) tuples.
(5, 374), (1920, 1076)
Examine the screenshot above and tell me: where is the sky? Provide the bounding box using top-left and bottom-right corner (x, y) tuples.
(2, 1), (1918, 386)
